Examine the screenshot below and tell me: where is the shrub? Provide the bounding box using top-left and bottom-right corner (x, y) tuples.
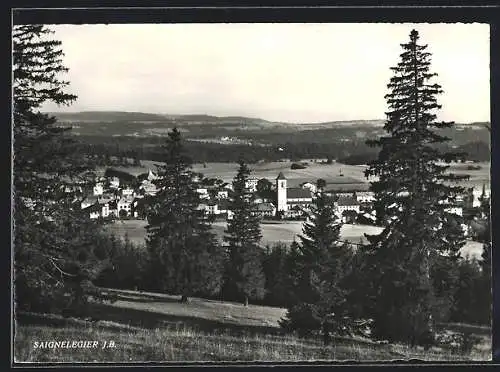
(290, 163), (306, 170)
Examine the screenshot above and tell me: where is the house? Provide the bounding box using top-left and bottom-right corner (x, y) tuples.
(245, 177), (258, 192)
(121, 187), (134, 197)
(108, 200), (118, 218)
(100, 202), (110, 218)
(287, 188), (313, 210)
(109, 177), (120, 189)
(300, 182), (317, 194)
(132, 197), (150, 219)
(83, 202), (102, 219)
(98, 194), (115, 204)
(355, 191), (375, 204)
(205, 200), (219, 215)
(140, 180), (157, 196)
(216, 189), (229, 199)
(81, 196), (99, 210)
(445, 206), (464, 217)
(117, 197), (134, 217)
(286, 205), (306, 219)
(83, 201), (109, 219)
(93, 182), (104, 196)
(147, 169), (158, 181)
(196, 188), (210, 199)
(336, 196), (361, 216)
(255, 202), (276, 218)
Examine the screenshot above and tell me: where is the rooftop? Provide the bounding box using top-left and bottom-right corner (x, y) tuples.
(276, 172), (286, 180)
(287, 188), (312, 199)
(337, 196), (360, 206)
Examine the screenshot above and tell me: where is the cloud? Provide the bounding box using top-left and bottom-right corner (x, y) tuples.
(40, 23), (490, 123)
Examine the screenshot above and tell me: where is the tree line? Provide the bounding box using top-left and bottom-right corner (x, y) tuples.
(74, 135), (490, 166)
(14, 26), (491, 350)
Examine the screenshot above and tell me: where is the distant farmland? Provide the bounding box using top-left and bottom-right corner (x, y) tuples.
(104, 160), (371, 188)
(101, 160), (489, 189)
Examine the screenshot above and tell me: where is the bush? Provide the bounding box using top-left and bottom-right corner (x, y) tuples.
(290, 163), (306, 170)
(466, 165), (481, 171)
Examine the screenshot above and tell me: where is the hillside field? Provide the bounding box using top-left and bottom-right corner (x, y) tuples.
(15, 288), (491, 362)
(107, 219), (484, 260)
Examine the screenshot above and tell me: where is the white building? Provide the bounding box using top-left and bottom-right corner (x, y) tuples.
(445, 206), (464, 216)
(216, 189), (229, 199)
(117, 197), (133, 217)
(81, 196), (99, 210)
(255, 202), (276, 218)
(140, 180), (157, 196)
(93, 182), (104, 196)
(245, 177), (258, 193)
(109, 177), (120, 189)
(355, 191), (375, 204)
(83, 201), (109, 219)
(336, 196), (361, 216)
(276, 172), (313, 216)
(300, 182), (318, 194)
(147, 169), (158, 181)
(121, 187), (134, 197)
(196, 188), (210, 199)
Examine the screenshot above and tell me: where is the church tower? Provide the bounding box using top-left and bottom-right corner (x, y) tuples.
(276, 172), (287, 212)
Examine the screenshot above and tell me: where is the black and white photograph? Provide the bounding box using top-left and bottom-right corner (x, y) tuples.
(12, 18), (492, 363)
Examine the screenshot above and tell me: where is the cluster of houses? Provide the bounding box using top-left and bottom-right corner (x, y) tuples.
(81, 169), (159, 219)
(81, 168), (490, 233)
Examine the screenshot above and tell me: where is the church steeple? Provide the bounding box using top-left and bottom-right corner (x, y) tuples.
(276, 172), (287, 213)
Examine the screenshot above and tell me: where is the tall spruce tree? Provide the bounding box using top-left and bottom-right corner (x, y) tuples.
(223, 159), (265, 306)
(363, 29), (469, 345)
(13, 25), (106, 314)
(280, 192), (352, 337)
(146, 128), (224, 302)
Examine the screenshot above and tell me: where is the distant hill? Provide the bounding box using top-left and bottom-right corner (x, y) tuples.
(47, 111), (385, 126)
(46, 111), (169, 122)
(45, 111), (490, 147)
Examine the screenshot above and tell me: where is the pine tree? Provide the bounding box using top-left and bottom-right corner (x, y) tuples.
(13, 25), (106, 314)
(146, 128), (224, 302)
(363, 29), (469, 346)
(280, 192), (352, 338)
(223, 159), (265, 306)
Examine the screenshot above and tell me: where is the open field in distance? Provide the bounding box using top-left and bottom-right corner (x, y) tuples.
(107, 219), (485, 261)
(99, 160), (490, 189)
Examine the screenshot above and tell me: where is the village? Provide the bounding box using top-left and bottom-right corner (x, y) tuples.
(80, 165), (490, 240)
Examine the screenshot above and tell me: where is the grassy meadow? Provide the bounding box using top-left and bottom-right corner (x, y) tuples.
(107, 219), (485, 261)
(102, 160), (490, 190)
(15, 289), (491, 363)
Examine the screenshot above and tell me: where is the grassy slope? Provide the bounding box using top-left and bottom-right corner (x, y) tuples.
(15, 289), (491, 363)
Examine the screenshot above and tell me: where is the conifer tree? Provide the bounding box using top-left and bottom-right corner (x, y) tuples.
(223, 159), (265, 306)
(13, 25), (106, 314)
(146, 128), (224, 302)
(363, 29), (469, 345)
(280, 193), (352, 336)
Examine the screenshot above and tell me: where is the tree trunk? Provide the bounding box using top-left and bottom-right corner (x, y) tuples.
(244, 295), (249, 306)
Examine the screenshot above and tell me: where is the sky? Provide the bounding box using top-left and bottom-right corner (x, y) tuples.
(40, 23), (490, 123)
